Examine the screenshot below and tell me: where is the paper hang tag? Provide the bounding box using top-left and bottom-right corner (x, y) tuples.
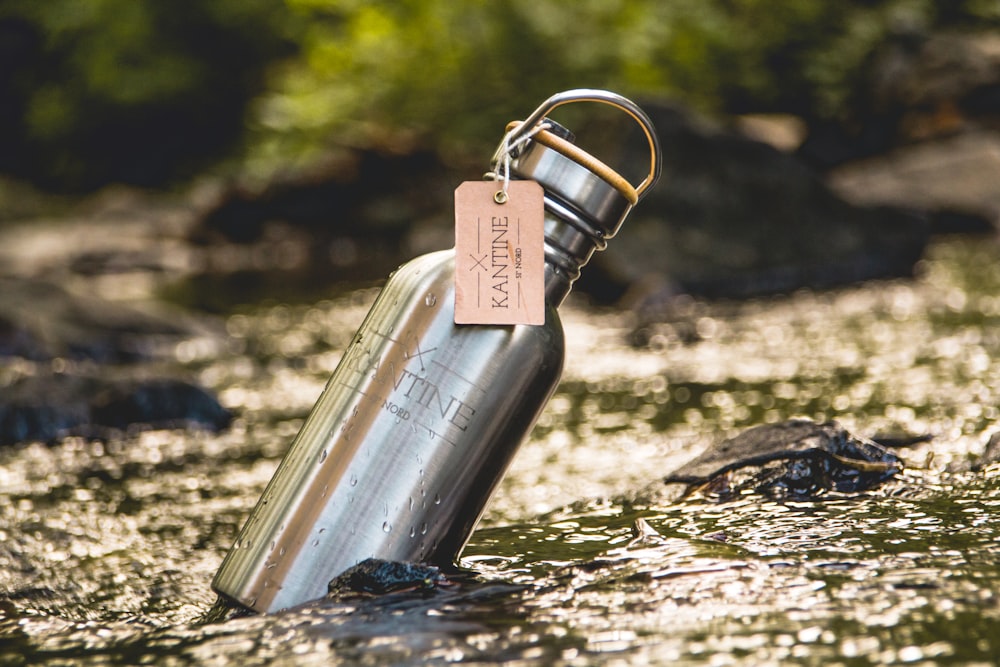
(454, 180), (545, 325)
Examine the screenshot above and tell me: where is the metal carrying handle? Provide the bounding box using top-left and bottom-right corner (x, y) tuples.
(496, 89), (662, 201)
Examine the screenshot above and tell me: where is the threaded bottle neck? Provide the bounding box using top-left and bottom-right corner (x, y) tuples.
(541, 193), (609, 306)
(493, 122), (635, 307)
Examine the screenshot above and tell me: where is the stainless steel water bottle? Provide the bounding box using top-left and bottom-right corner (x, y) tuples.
(212, 89), (661, 613)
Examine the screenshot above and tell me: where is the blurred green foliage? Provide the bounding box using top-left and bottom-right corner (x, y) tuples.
(1, 0), (996, 191)
(0, 0), (296, 191)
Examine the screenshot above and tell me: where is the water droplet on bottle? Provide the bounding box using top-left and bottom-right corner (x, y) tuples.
(424, 293), (437, 307)
(269, 540), (276, 551)
(245, 539), (253, 549)
(318, 528), (326, 534)
(312, 539), (320, 547)
(279, 547), (286, 556)
(409, 526), (416, 537)
(420, 523), (428, 535)
(408, 497), (414, 510)
(319, 449), (328, 463)
(434, 494), (441, 505)
(350, 474), (358, 487)
(382, 521), (392, 533)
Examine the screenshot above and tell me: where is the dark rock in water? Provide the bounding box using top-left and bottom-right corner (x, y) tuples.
(0, 374), (231, 446)
(0, 276), (231, 445)
(0, 312), (49, 361)
(969, 431), (1000, 473)
(327, 558), (449, 598)
(88, 378), (232, 433)
(0, 378), (90, 446)
(0, 277), (206, 363)
(187, 149), (458, 290)
(193, 149), (452, 245)
(589, 104), (932, 306)
(828, 131), (1000, 229)
(664, 419), (903, 500)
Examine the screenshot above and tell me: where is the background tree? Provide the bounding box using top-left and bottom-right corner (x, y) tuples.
(0, 0), (996, 192)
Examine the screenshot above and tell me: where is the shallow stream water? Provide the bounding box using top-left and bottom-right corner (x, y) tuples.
(1, 234), (999, 665)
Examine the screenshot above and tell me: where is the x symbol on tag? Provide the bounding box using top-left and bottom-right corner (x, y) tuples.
(468, 253), (488, 272)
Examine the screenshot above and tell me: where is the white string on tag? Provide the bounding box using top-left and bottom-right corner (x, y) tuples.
(493, 121), (551, 204)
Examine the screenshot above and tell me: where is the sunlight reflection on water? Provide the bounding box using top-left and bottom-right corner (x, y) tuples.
(1, 238), (1000, 664)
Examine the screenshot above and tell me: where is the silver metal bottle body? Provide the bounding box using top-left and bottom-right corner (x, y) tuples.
(212, 249), (565, 612)
(213, 89), (663, 614)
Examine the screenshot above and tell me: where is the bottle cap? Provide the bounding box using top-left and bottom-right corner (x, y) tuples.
(490, 89), (661, 244)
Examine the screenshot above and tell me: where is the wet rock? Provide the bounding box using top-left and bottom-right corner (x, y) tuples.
(184, 150), (460, 293)
(588, 104), (932, 306)
(327, 558), (450, 598)
(0, 277), (205, 363)
(192, 149), (452, 255)
(0, 373), (231, 446)
(828, 130), (1000, 226)
(88, 377), (232, 433)
(664, 419), (903, 500)
(966, 431), (1000, 473)
(0, 276), (231, 445)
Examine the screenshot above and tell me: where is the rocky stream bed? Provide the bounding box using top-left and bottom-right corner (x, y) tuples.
(1, 202), (999, 663)
(2, 89), (1000, 661)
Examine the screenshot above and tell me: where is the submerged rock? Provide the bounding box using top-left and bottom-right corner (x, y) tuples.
(327, 558), (450, 598)
(975, 431), (1000, 471)
(664, 419), (904, 500)
(0, 373), (231, 446)
(0, 277), (209, 363)
(0, 277), (231, 445)
(950, 430), (1000, 473)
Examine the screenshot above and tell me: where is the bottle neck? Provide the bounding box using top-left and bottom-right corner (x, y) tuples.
(543, 193), (624, 307)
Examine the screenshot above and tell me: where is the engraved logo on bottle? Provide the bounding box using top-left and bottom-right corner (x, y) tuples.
(338, 328), (482, 445)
